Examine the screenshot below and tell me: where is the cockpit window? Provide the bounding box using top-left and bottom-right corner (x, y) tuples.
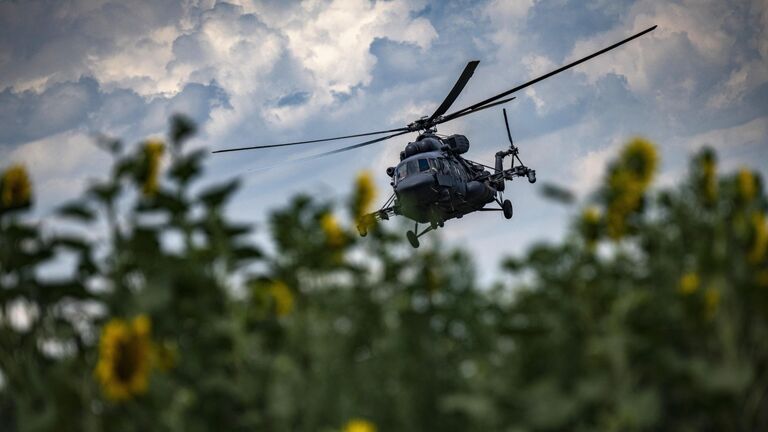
(395, 158), (436, 184)
(395, 166), (405, 182)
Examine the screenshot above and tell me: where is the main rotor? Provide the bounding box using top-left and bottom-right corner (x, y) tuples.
(212, 25), (657, 161)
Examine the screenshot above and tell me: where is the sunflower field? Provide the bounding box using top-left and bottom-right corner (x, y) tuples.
(1, 116), (766, 431)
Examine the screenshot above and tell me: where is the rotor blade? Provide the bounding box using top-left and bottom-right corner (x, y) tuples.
(211, 127), (409, 154)
(446, 25), (657, 119)
(426, 60), (480, 123)
(243, 130), (412, 173)
(436, 96), (515, 124)
(296, 130), (411, 161)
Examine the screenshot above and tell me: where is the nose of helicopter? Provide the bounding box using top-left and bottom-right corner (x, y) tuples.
(395, 173), (437, 204)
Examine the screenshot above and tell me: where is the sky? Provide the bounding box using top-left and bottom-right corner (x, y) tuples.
(1, 0), (766, 284)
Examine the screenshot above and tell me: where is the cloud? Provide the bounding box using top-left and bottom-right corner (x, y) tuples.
(686, 115), (768, 153)
(1, 78), (230, 149)
(569, 137), (622, 198)
(0, 0), (184, 92)
(3, 130), (110, 213)
(567, 0), (765, 107)
(0, 78), (99, 146)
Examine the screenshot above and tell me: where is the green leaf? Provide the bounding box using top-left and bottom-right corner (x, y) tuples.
(198, 180), (240, 209)
(57, 202), (95, 222)
(170, 114), (197, 146)
(170, 149), (206, 184)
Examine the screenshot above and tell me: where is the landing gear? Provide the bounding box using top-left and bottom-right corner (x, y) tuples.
(407, 230), (420, 248)
(502, 199), (513, 219)
(406, 221), (441, 249)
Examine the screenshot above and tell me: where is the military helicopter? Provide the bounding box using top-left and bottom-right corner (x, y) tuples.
(214, 25), (656, 248)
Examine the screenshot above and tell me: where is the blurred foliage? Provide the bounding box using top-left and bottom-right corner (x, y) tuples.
(1, 119), (766, 432)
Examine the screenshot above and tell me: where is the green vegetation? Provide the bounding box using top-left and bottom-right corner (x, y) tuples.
(1, 117), (766, 431)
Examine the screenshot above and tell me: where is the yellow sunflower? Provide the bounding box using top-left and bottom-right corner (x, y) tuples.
(95, 315), (154, 401)
(737, 168), (756, 203)
(351, 171), (377, 221)
(678, 272), (700, 295)
(748, 212), (767, 264)
(342, 418), (377, 432)
(321, 212), (346, 249)
(1, 164), (32, 209)
(604, 138), (659, 239)
(620, 137), (658, 188)
(269, 280), (295, 317)
(141, 140), (165, 196)
(580, 207), (602, 246)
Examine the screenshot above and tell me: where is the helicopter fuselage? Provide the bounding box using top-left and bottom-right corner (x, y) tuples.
(391, 135), (497, 224)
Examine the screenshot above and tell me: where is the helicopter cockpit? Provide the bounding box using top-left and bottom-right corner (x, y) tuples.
(394, 157), (439, 184)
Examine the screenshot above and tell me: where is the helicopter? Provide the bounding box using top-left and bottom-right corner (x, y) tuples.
(214, 25), (657, 248)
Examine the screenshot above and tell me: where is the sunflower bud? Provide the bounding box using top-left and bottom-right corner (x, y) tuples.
(678, 272), (700, 295)
(747, 212), (767, 264)
(1, 164), (33, 211)
(603, 137), (659, 239)
(269, 280), (295, 317)
(141, 140), (165, 196)
(579, 207), (602, 247)
(737, 168), (756, 203)
(321, 212), (346, 249)
(343, 418), (377, 432)
(351, 171), (377, 223)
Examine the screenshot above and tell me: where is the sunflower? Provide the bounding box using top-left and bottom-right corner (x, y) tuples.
(141, 140), (165, 196)
(1, 164), (32, 209)
(321, 212), (346, 249)
(95, 315), (154, 401)
(620, 137), (658, 188)
(269, 280), (295, 317)
(604, 138), (659, 239)
(579, 207), (602, 247)
(678, 272), (700, 295)
(351, 171), (377, 222)
(342, 418), (377, 432)
(737, 168), (756, 203)
(748, 212), (767, 264)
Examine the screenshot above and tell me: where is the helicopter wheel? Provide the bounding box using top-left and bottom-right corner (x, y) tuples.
(502, 199), (513, 219)
(406, 230), (420, 248)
